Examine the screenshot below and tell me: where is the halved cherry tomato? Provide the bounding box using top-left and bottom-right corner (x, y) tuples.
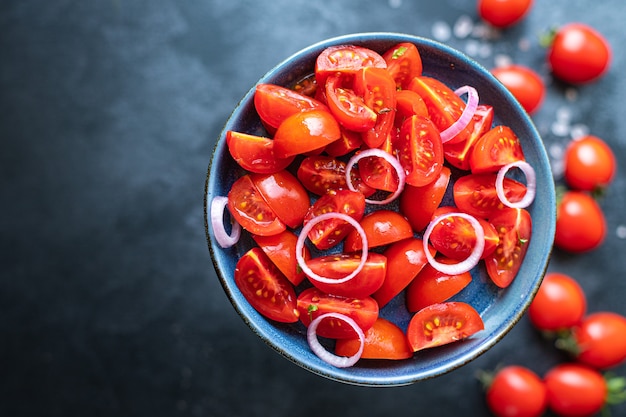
(396, 115), (444, 187)
(344, 210), (414, 251)
(544, 364), (608, 417)
(234, 247), (299, 323)
(554, 190), (606, 253)
(315, 45), (387, 86)
(296, 287), (379, 339)
(297, 155), (374, 197)
(443, 104), (494, 170)
(399, 166), (451, 232)
(406, 302), (484, 352)
(405, 257), (472, 312)
(469, 125), (525, 173)
(484, 208), (532, 288)
(527, 272), (586, 331)
(485, 365), (548, 417)
(573, 312), (626, 369)
(453, 173), (528, 219)
(324, 128), (363, 157)
(253, 230), (310, 286)
(273, 109), (341, 158)
(335, 317), (413, 360)
(564, 135), (616, 192)
(325, 74), (377, 132)
(227, 174), (286, 236)
(254, 83), (328, 129)
(394, 89), (429, 127)
(382, 42), (423, 90)
(373, 237), (434, 308)
(226, 131), (295, 174)
(353, 66), (397, 148)
(251, 170), (310, 229)
(306, 252), (387, 299)
(491, 64), (545, 114)
(357, 135), (400, 192)
(302, 189), (366, 250)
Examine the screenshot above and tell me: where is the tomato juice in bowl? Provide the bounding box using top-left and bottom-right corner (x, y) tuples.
(204, 32), (556, 386)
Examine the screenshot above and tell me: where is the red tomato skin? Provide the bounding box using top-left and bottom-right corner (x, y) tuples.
(574, 312), (626, 370)
(394, 89), (429, 127)
(324, 74), (377, 132)
(273, 109), (341, 158)
(373, 237), (435, 308)
(297, 155), (373, 197)
(315, 45), (387, 86)
(453, 173), (527, 220)
(528, 272), (586, 331)
(253, 83), (328, 129)
(548, 23), (611, 84)
(491, 64), (545, 114)
(443, 104), (495, 171)
(226, 131), (295, 174)
(227, 175), (286, 236)
(478, 0), (533, 28)
(486, 365), (548, 417)
(353, 67), (397, 148)
(544, 364), (607, 417)
(554, 191), (606, 253)
(470, 125), (525, 174)
(253, 230), (309, 286)
(382, 42), (423, 90)
(564, 135), (616, 191)
(400, 166), (451, 232)
(343, 210), (414, 251)
(234, 248), (299, 323)
(396, 115), (444, 187)
(251, 170), (310, 229)
(335, 317), (413, 360)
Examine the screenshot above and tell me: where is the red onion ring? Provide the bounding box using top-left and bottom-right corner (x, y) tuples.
(344, 148), (406, 205)
(307, 312), (365, 368)
(296, 212), (368, 284)
(423, 212), (485, 275)
(210, 196), (242, 248)
(439, 85), (479, 144)
(496, 160), (536, 209)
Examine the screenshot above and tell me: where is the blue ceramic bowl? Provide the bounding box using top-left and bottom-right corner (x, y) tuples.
(204, 33), (556, 386)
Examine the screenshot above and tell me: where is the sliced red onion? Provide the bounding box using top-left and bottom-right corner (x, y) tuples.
(345, 148), (406, 205)
(307, 312), (365, 368)
(439, 85), (479, 144)
(296, 212), (368, 284)
(496, 160), (536, 209)
(210, 196), (241, 248)
(423, 212), (485, 275)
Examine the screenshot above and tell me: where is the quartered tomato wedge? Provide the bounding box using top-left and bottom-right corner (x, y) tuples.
(305, 252), (387, 299)
(395, 89), (429, 127)
(443, 104), (494, 170)
(357, 135), (400, 192)
(253, 230), (310, 286)
(234, 248), (299, 323)
(226, 131), (295, 174)
(325, 74), (377, 132)
(484, 208), (532, 288)
(406, 302), (484, 352)
(382, 42), (423, 90)
(335, 317), (413, 360)
(400, 166), (451, 233)
(396, 115), (444, 187)
(344, 210), (413, 251)
(297, 155), (374, 197)
(253, 83), (328, 129)
(251, 170), (310, 229)
(273, 109), (341, 158)
(227, 174), (286, 236)
(296, 287), (379, 339)
(453, 173), (528, 219)
(469, 125), (525, 173)
(315, 45), (386, 85)
(324, 127), (363, 157)
(353, 66), (397, 148)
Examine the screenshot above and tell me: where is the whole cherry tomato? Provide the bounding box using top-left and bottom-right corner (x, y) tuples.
(544, 364), (607, 417)
(528, 272), (586, 331)
(478, 0), (533, 28)
(547, 23), (611, 84)
(573, 312), (626, 370)
(485, 365), (548, 417)
(491, 64), (545, 114)
(564, 135), (617, 192)
(554, 191), (606, 253)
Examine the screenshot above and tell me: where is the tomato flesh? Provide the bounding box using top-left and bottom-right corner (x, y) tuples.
(453, 173), (527, 219)
(382, 42), (423, 90)
(253, 230), (310, 287)
(396, 115), (444, 187)
(335, 317), (413, 360)
(226, 131), (295, 174)
(353, 67), (397, 148)
(315, 45), (387, 85)
(254, 83), (328, 129)
(297, 155), (374, 197)
(251, 170), (310, 229)
(325, 74), (377, 132)
(469, 125), (525, 173)
(443, 104), (494, 171)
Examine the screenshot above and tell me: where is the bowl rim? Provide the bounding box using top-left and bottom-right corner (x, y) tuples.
(204, 32), (556, 386)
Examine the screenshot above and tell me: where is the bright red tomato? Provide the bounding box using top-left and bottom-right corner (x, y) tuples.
(273, 109), (341, 158)
(357, 137), (400, 192)
(372, 237), (434, 308)
(394, 89), (429, 127)
(573, 312), (626, 370)
(297, 155), (374, 197)
(527, 272), (586, 331)
(564, 135), (616, 192)
(305, 252), (387, 299)
(315, 45), (387, 86)
(396, 115), (444, 187)
(470, 125), (525, 173)
(324, 127), (363, 157)
(478, 0), (533, 28)
(382, 42), (423, 90)
(253, 83), (328, 129)
(251, 170), (310, 229)
(406, 302), (484, 352)
(227, 174), (286, 236)
(343, 210), (414, 251)
(547, 23), (611, 84)
(484, 208), (532, 288)
(554, 191), (606, 253)
(443, 104), (494, 170)
(226, 131), (295, 174)
(405, 257), (472, 313)
(335, 317), (413, 360)
(253, 230), (310, 286)
(234, 247), (299, 323)
(491, 64), (545, 114)
(485, 365), (547, 417)
(324, 74), (377, 132)
(400, 166), (451, 232)
(544, 364), (607, 417)
(453, 173), (528, 219)
(353, 66), (397, 148)
(296, 287), (379, 339)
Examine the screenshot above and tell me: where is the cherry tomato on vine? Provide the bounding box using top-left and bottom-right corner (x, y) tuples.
(491, 64), (545, 114)
(478, 0), (533, 28)
(544, 364), (608, 417)
(528, 272), (586, 331)
(554, 190), (606, 253)
(573, 312), (626, 370)
(335, 317), (413, 360)
(564, 135), (616, 192)
(484, 365), (547, 417)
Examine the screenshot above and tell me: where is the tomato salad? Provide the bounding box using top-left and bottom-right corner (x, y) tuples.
(210, 43), (537, 368)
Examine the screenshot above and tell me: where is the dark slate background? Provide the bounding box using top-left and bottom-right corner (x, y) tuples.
(2, 1), (625, 416)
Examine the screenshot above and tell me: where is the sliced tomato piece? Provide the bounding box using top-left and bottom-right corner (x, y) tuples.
(253, 83), (328, 129)
(344, 210), (414, 251)
(335, 317), (413, 360)
(357, 135), (400, 192)
(315, 45), (387, 86)
(396, 115), (444, 187)
(325, 74), (377, 132)
(324, 127), (363, 157)
(453, 173), (528, 219)
(382, 42), (423, 90)
(469, 125), (525, 173)
(227, 174), (286, 236)
(406, 302), (484, 352)
(399, 166), (451, 232)
(251, 170), (310, 229)
(405, 258), (473, 312)
(234, 248), (299, 323)
(297, 155), (374, 197)
(226, 131), (295, 174)
(273, 109), (341, 158)
(373, 237), (435, 308)
(443, 104), (494, 170)
(395, 89), (429, 127)
(253, 230), (310, 286)
(353, 67), (397, 148)
(484, 208), (532, 288)
(296, 287), (379, 339)
(306, 252), (387, 299)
